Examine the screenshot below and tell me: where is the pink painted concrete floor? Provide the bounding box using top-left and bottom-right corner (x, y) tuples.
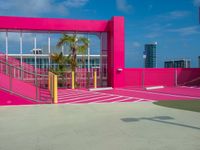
(0, 89), (37, 106)
(57, 86), (200, 104)
(1, 86), (200, 106)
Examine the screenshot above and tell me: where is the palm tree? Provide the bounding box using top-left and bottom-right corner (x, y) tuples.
(50, 52), (69, 87)
(50, 52), (69, 74)
(56, 34), (89, 71)
(56, 34), (89, 88)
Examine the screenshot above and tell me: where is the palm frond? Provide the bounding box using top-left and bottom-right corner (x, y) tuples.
(50, 52), (60, 63)
(77, 45), (87, 55)
(55, 34), (90, 72)
(78, 37), (89, 46)
(57, 34), (74, 48)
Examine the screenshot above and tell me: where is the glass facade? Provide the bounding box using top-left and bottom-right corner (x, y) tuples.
(164, 59), (191, 68)
(0, 31), (108, 88)
(164, 61), (174, 68)
(199, 56), (200, 68)
(14, 54), (100, 69)
(144, 44), (156, 68)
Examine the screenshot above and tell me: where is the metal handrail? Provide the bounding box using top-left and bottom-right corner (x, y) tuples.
(181, 76), (200, 86)
(0, 59), (51, 103)
(0, 53), (48, 74)
(0, 59), (48, 77)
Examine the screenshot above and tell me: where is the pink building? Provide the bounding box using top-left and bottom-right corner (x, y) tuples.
(0, 15), (199, 98)
(0, 16), (125, 88)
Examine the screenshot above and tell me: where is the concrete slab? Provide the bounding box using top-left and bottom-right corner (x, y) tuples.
(0, 102), (199, 150)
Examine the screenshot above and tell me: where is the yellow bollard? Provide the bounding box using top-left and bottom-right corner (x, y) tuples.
(48, 72), (51, 91)
(53, 74), (58, 104)
(72, 71), (75, 89)
(50, 72), (53, 97)
(94, 70), (97, 88)
(50, 73), (53, 96)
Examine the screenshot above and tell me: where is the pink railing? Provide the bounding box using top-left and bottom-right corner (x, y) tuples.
(56, 68), (101, 89)
(0, 53), (105, 89)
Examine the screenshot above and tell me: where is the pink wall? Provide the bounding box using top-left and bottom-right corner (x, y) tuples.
(124, 69), (142, 87)
(0, 89), (37, 105)
(177, 68), (200, 85)
(107, 17), (125, 87)
(124, 68), (200, 87)
(0, 72), (37, 100)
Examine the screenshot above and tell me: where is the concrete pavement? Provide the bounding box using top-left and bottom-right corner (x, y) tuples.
(0, 102), (199, 150)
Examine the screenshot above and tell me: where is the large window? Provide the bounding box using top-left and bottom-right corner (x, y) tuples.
(0, 32), (6, 54)
(7, 32), (20, 54)
(22, 33), (34, 54)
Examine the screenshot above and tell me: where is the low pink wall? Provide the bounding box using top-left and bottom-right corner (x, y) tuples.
(0, 72), (10, 89)
(144, 68), (175, 87)
(177, 68), (200, 85)
(124, 68), (200, 87)
(12, 77), (37, 100)
(124, 68), (142, 87)
(0, 72), (37, 100)
(0, 89), (37, 106)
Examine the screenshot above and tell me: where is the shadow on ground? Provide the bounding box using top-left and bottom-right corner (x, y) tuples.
(153, 100), (200, 113)
(121, 116), (200, 130)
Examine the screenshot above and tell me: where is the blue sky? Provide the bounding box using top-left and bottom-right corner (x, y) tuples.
(0, 0), (200, 67)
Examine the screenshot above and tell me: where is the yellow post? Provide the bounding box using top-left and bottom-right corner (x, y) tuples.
(72, 71), (75, 89)
(48, 72), (51, 90)
(50, 73), (53, 97)
(53, 74), (58, 104)
(51, 73), (53, 96)
(94, 70), (97, 88)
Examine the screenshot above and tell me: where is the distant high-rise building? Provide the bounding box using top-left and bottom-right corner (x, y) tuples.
(198, 56), (200, 68)
(164, 59), (191, 68)
(199, 7), (200, 24)
(144, 43), (157, 68)
(164, 61), (174, 68)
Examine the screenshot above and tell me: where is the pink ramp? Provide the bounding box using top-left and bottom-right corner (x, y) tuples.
(0, 89), (37, 106)
(98, 87), (200, 101)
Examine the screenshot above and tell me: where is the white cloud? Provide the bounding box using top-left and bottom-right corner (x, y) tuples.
(116, 0), (132, 13)
(157, 11), (190, 21)
(64, 0), (88, 8)
(145, 33), (161, 39)
(143, 11), (190, 38)
(169, 11), (190, 18)
(194, 0), (200, 6)
(0, 0), (89, 17)
(167, 26), (200, 36)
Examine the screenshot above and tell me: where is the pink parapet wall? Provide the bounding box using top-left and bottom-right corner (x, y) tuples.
(0, 16), (125, 88)
(124, 68), (200, 87)
(0, 72), (37, 100)
(177, 68), (200, 85)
